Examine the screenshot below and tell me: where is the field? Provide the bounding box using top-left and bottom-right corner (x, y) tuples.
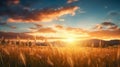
(0, 45), (120, 67)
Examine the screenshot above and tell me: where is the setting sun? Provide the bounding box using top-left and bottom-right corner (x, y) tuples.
(65, 37), (76, 43)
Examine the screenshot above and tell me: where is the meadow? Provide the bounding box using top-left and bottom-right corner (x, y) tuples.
(0, 44), (120, 67)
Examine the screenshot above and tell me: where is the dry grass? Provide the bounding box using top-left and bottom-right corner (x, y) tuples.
(0, 45), (120, 67)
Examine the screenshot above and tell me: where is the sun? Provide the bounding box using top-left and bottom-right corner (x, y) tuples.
(65, 37), (76, 43)
(64, 37), (78, 47)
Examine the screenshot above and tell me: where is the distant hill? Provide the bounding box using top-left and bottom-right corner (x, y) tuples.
(76, 39), (120, 47)
(49, 39), (120, 47)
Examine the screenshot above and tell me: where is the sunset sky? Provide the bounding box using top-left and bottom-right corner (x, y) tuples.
(0, 0), (120, 40)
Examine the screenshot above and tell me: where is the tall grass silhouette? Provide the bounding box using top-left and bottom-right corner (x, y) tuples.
(0, 45), (119, 67)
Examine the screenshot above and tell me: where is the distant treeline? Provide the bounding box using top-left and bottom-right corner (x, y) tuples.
(0, 37), (51, 46)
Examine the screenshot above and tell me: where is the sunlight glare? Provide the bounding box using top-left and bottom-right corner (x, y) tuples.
(65, 37), (76, 43)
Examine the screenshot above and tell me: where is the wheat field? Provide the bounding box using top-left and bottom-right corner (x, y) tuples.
(0, 45), (120, 67)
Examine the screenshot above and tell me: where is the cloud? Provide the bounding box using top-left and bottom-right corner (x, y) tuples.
(66, 27), (86, 33)
(101, 22), (115, 26)
(93, 24), (103, 30)
(106, 11), (120, 21)
(0, 22), (7, 25)
(34, 23), (43, 28)
(55, 24), (87, 34)
(10, 26), (17, 29)
(0, 0), (79, 23)
(7, 0), (20, 5)
(56, 24), (87, 33)
(28, 27), (38, 32)
(53, 23), (120, 39)
(90, 22), (120, 39)
(59, 19), (65, 22)
(93, 22), (119, 30)
(67, 0), (78, 3)
(7, 6), (79, 23)
(28, 24), (43, 32)
(0, 0), (40, 7)
(37, 27), (56, 33)
(0, 0), (20, 7)
(89, 29), (120, 39)
(108, 11), (120, 17)
(55, 25), (64, 29)
(29, 27), (37, 30)
(0, 18), (7, 25)
(0, 21), (17, 29)
(108, 25), (119, 30)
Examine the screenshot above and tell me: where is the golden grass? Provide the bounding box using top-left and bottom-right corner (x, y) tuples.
(0, 45), (120, 67)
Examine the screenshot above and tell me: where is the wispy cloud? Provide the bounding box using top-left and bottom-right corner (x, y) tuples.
(0, 0), (20, 6)
(55, 25), (64, 29)
(7, 6), (79, 23)
(0, 22), (7, 25)
(66, 27), (86, 34)
(89, 29), (120, 39)
(67, 0), (78, 3)
(34, 24), (43, 28)
(93, 22), (119, 30)
(0, 0), (79, 23)
(108, 11), (120, 17)
(10, 26), (17, 29)
(37, 27), (56, 33)
(105, 11), (120, 21)
(55, 24), (87, 34)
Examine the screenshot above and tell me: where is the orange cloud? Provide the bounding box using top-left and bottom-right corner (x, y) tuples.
(38, 28), (56, 33)
(93, 24), (103, 30)
(90, 22), (120, 39)
(89, 29), (120, 39)
(67, 0), (78, 3)
(27, 25), (89, 39)
(55, 24), (87, 34)
(51, 22), (120, 40)
(55, 25), (64, 29)
(7, 6), (79, 23)
(7, 0), (20, 5)
(66, 27), (87, 34)
(109, 25), (119, 30)
(93, 22), (119, 30)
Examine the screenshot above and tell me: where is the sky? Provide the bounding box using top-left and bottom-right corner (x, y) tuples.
(0, 0), (120, 40)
